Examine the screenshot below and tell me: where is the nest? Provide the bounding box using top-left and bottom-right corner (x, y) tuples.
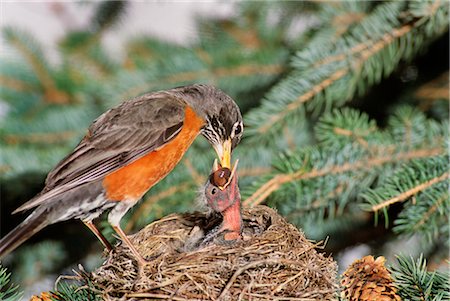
(90, 206), (338, 300)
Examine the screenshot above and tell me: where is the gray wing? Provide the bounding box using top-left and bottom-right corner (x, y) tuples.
(14, 93), (189, 213)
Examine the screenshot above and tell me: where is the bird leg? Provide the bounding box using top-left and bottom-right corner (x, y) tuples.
(111, 225), (147, 267)
(83, 221), (112, 252)
(108, 200), (147, 269)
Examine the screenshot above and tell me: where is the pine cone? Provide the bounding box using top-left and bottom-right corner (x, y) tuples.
(341, 255), (401, 301)
(30, 292), (58, 301)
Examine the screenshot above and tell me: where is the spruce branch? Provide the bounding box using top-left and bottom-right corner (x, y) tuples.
(415, 71), (449, 114)
(244, 147), (443, 207)
(3, 130), (77, 145)
(411, 192), (447, 231)
(246, 0), (449, 140)
(301, 2), (372, 53)
(367, 169), (448, 213)
(50, 274), (101, 301)
(390, 254), (450, 301)
(239, 166), (272, 178)
(254, 68), (348, 135)
(3, 28), (71, 104)
(59, 2), (127, 72)
(328, 6), (367, 42)
(0, 264), (22, 301)
(362, 155), (448, 224)
(394, 185), (449, 243)
(312, 23), (413, 70)
(118, 63), (285, 100)
(0, 75), (34, 92)
(243, 106), (446, 244)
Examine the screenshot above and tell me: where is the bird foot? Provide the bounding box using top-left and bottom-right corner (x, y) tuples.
(111, 225), (148, 277)
(136, 259), (147, 279)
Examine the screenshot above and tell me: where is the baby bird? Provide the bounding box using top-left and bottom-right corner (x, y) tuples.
(203, 162), (242, 242)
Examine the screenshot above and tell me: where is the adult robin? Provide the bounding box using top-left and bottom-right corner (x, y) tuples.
(0, 84), (243, 264)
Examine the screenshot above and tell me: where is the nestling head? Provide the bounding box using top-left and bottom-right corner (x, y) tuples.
(204, 165), (240, 214)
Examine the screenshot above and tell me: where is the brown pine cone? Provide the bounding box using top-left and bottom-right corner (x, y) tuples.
(30, 292), (58, 301)
(341, 255), (401, 301)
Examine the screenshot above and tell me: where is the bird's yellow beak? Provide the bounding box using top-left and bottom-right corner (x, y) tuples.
(214, 138), (232, 169)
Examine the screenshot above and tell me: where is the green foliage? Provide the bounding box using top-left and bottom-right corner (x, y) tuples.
(11, 241), (66, 286)
(362, 155), (448, 229)
(0, 264), (22, 301)
(0, 2), (294, 179)
(1, 0), (449, 294)
(245, 0), (449, 141)
(244, 107), (447, 244)
(390, 255), (450, 301)
(393, 181), (449, 245)
(51, 279), (101, 301)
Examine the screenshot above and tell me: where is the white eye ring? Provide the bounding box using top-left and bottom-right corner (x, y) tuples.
(231, 122), (243, 139)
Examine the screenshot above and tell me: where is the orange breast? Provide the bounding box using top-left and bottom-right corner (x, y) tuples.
(103, 106), (205, 201)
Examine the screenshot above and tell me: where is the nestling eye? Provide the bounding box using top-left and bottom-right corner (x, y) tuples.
(211, 187), (217, 195)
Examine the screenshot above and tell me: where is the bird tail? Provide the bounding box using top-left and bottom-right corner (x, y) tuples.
(0, 208), (48, 259)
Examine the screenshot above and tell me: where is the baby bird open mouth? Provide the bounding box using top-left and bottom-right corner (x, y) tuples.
(204, 159), (242, 241)
(211, 158), (239, 190)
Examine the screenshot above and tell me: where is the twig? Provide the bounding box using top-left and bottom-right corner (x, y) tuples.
(222, 21), (262, 49)
(0, 75), (34, 92)
(126, 292), (200, 300)
(258, 68), (348, 134)
(243, 292), (315, 301)
(244, 147), (443, 207)
(333, 126), (373, 149)
(184, 273), (213, 300)
(238, 166), (272, 177)
(415, 71), (449, 111)
(3, 131), (78, 145)
(371, 171), (449, 212)
(414, 193), (448, 230)
(313, 24), (413, 69)
(257, 21), (417, 134)
(217, 253), (317, 300)
(428, 0), (442, 16)
(331, 12), (366, 41)
(273, 270), (304, 293)
(8, 32), (71, 104)
(120, 63), (284, 100)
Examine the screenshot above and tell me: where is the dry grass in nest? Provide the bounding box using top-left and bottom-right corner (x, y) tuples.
(90, 205), (338, 300)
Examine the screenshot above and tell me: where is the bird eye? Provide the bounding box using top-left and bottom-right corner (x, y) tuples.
(211, 187), (217, 195)
(234, 124), (242, 135)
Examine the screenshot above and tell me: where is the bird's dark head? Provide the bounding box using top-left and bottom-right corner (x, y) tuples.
(175, 84), (243, 169)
